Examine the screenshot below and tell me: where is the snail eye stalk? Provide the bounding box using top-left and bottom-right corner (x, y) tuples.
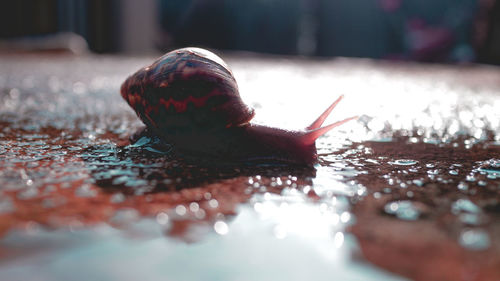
(301, 95), (357, 146)
(307, 95), (344, 130)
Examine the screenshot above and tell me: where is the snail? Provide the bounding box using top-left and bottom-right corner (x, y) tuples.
(121, 47), (356, 166)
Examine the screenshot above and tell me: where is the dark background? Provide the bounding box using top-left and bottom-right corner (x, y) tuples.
(0, 0), (499, 64)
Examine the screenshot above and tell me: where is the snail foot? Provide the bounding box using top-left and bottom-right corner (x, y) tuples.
(129, 126), (151, 144)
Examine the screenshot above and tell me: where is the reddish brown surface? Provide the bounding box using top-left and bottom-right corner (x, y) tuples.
(348, 138), (500, 281)
(1, 54), (499, 280)
(0, 127), (313, 240)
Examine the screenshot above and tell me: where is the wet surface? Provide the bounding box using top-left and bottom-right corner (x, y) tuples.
(0, 54), (499, 281)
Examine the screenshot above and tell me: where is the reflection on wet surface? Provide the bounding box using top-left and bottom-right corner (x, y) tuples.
(0, 54), (499, 280)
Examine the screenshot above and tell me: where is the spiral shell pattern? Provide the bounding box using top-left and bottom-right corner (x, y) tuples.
(121, 48), (255, 134)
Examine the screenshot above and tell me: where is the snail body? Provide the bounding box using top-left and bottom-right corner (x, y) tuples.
(121, 47), (355, 165)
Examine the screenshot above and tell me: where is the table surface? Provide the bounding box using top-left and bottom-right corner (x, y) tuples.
(0, 53), (499, 281)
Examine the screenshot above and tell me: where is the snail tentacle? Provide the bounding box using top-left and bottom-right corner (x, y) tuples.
(301, 116), (358, 146)
(307, 95), (344, 130)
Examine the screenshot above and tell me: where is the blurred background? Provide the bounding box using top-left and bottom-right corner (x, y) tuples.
(0, 0), (499, 64)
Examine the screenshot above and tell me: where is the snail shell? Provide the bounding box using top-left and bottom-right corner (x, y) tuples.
(121, 47), (254, 133)
(121, 47), (356, 165)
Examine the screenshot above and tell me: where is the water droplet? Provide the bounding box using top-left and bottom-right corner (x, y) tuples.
(276, 177), (283, 186)
(457, 182), (468, 191)
(409, 137), (419, 143)
(189, 202), (200, 212)
(175, 205), (187, 216)
(365, 159), (380, 164)
(110, 193), (126, 204)
(340, 211), (351, 223)
(214, 221), (229, 235)
(384, 200), (420, 221)
(428, 168), (442, 176)
(75, 184), (97, 198)
(459, 229), (490, 250)
(333, 232), (344, 248)
(486, 174), (497, 179)
(194, 209), (206, 219)
(390, 159), (418, 166)
(478, 163), (499, 179)
(412, 179), (424, 187)
(156, 212), (169, 225)
(72, 81), (87, 94)
(451, 199), (481, 214)
(208, 199), (219, 208)
(466, 175), (476, 182)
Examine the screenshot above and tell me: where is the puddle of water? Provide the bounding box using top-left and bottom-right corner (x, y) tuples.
(0, 55), (499, 281)
(0, 209), (408, 281)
